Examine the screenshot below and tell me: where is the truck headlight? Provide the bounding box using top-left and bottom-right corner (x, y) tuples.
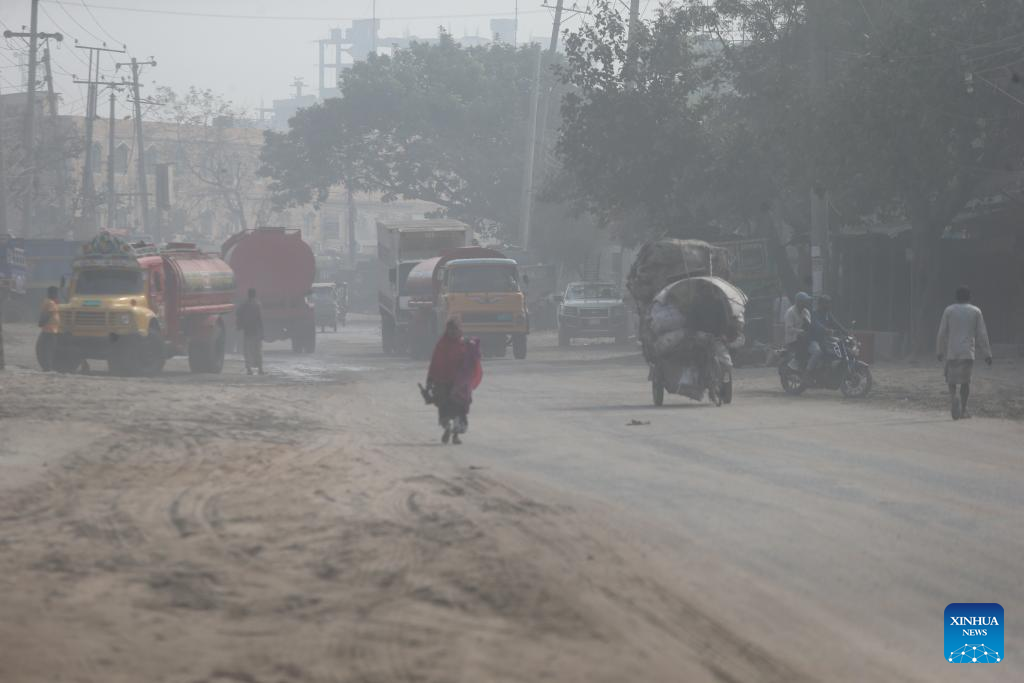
(118, 313), (133, 327)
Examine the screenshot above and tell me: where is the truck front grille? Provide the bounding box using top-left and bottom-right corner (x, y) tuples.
(579, 308), (610, 318)
(73, 311), (108, 327)
(462, 312), (515, 323)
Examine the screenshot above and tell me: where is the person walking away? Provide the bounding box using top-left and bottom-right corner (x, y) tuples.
(36, 286), (61, 371)
(236, 288), (264, 375)
(783, 292), (813, 372)
(426, 319), (482, 445)
(937, 286), (992, 420)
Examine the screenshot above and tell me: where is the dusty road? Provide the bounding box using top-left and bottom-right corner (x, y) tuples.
(1, 319), (1021, 682)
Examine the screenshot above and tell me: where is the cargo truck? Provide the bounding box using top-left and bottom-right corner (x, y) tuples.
(54, 232), (235, 375)
(406, 247), (529, 359)
(377, 219), (468, 354)
(222, 228), (317, 353)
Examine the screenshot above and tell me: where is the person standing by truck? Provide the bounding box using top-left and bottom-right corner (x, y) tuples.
(236, 288), (264, 375)
(36, 286), (61, 371)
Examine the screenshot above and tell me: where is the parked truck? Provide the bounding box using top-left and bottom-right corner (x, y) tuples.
(222, 228), (317, 353)
(54, 232), (235, 375)
(405, 247), (529, 359)
(377, 219), (469, 354)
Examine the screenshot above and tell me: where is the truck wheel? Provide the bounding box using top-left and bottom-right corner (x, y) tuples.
(558, 327), (570, 347)
(207, 322), (226, 373)
(513, 334), (527, 360)
(188, 323), (224, 374)
(381, 312), (395, 354)
(52, 339), (80, 374)
(306, 326), (317, 353)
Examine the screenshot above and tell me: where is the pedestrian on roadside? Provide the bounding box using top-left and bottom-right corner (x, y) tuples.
(426, 318), (482, 445)
(936, 286), (992, 420)
(36, 286), (61, 371)
(236, 288), (264, 375)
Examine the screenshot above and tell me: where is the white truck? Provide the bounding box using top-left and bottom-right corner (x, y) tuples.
(377, 219), (468, 354)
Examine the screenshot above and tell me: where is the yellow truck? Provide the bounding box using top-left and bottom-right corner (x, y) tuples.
(406, 247), (529, 359)
(55, 233), (235, 375)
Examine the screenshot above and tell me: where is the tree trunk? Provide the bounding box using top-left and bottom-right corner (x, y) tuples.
(759, 206), (802, 300)
(909, 220), (943, 355)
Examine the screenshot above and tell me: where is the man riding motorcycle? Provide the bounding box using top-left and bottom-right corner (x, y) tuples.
(807, 294), (848, 376)
(783, 292), (814, 373)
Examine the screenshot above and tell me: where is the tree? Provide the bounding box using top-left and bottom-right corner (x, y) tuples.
(555, 2), (717, 243)
(156, 86), (269, 233)
(260, 33), (542, 238)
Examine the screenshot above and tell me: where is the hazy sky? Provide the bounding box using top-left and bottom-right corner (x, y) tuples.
(0, 1), (660, 119)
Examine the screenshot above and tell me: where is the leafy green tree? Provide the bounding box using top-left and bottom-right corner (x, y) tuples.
(260, 33), (542, 237)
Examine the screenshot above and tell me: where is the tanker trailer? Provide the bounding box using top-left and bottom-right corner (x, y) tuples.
(222, 228), (317, 354)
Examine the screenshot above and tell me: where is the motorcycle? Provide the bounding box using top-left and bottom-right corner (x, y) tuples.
(777, 334), (872, 398)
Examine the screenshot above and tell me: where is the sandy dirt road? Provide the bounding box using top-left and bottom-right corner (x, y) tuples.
(0, 319), (1021, 682)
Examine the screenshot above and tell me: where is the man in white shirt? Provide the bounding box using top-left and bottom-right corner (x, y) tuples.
(784, 292), (813, 371)
(936, 286), (992, 420)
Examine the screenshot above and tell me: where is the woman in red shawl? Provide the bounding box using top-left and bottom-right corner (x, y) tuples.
(426, 319), (482, 444)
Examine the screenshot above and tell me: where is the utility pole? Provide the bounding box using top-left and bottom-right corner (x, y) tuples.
(42, 46), (68, 225)
(4, 3), (63, 236)
(107, 89), (117, 230)
(0, 94), (8, 235)
(117, 56), (156, 236)
(807, 0), (828, 296)
(625, 0), (641, 88)
(346, 184), (358, 267)
(518, 43), (542, 252)
(73, 45), (125, 234)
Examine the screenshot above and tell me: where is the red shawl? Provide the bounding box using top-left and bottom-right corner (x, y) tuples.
(428, 334), (466, 384)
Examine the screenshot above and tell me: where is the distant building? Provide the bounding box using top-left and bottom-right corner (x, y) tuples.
(490, 18), (517, 45)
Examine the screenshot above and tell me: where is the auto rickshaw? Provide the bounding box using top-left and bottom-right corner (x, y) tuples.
(312, 282), (340, 332)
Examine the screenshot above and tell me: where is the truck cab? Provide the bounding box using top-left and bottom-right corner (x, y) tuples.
(438, 257), (529, 359)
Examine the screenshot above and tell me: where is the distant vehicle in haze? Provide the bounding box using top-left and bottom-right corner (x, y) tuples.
(557, 281), (628, 346)
(312, 282), (343, 332)
(376, 219), (469, 354)
(222, 228), (317, 354)
(406, 247), (529, 359)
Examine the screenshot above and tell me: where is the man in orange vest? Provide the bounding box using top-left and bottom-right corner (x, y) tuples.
(36, 286), (61, 371)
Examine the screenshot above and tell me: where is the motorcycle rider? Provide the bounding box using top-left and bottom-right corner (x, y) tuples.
(783, 292), (814, 372)
(807, 295), (849, 376)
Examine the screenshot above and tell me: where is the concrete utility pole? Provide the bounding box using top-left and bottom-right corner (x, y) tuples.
(518, 44), (542, 252)
(4, 1), (63, 237)
(117, 57), (156, 236)
(42, 46), (68, 224)
(74, 44), (125, 233)
(0, 95), (8, 235)
(107, 90), (117, 230)
(346, 184), (358, 266)
(625, 0), (641, 88)
(807, 0), (828, 296)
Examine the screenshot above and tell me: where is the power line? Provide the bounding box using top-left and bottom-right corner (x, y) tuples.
(78, 0), (123, 47)
(55, 0), (104, 45)
(38, 1), (550, 22)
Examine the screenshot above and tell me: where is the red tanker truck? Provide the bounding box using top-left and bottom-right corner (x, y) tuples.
(54, 233), (235, 375)
(222, 228), (317, 353)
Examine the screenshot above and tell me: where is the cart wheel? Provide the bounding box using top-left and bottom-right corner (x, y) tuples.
(652, 378), (664, 406)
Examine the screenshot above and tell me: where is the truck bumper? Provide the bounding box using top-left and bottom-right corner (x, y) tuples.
(58, 331), (146, 360)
